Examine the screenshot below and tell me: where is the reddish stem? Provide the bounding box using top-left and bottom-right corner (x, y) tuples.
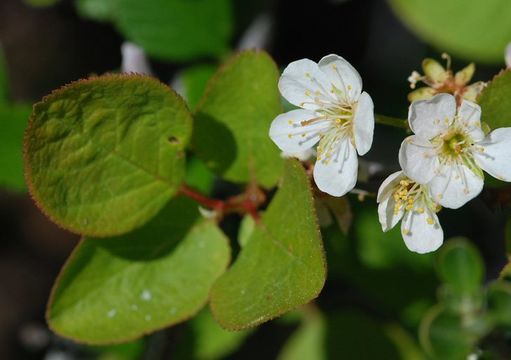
(178, 183), (264, 222)
(179, 184), (225, 211)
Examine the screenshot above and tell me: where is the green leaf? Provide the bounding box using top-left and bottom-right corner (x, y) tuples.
(114, 0), (232, 61)
(182, 64), (217, 110)
(194, 50), (284, 188)
(277, 309), (326, 360)
(47, 197), (230, 344)
(89, 338), (145, 360)
(486, 281), (511, 327)
(184, 156), (216, 195)
(419, 306), (478, 359)
(0, 104), (31, 191)
(24, 74), (192, 236)
(210, 160), (326, 329)
(238, 214), (255, 248)
(191, 309), (252, 360)
(479, 70), (511, 129)
(436, 238), (484, 297)
(389, 0), (511, 63)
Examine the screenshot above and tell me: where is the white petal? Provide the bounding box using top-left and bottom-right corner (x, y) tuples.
(313, 138), (358, 197)
(279, 58), (334, 110)
(377, 170), (405, 202)
(457, 100), (484, 142)
(121, 42), (152, 74)
(408, 93), (456, 139)
(398, 135), (438, 184)
(429, 163), (484, 209)
(317, 54), (362, 101)
(352, 91), (374, 155)
(401, 207), (443, 254)
(376, 171), (406, 232)
(269, 109), (330, 154)
(473, 128), (511, 181)
(378, 194), (404, 232)
(506, 42), (511, 68)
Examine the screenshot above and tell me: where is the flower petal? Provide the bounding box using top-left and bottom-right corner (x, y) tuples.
(429, 163), (484, 209)
(269, 109), (331, 154)
(407, 87), (436, 102)
(318, 54), (362, 101)
(401, 207), (443, 254)
(408, 93), (456, 139)
(454, 63), (475, 86)
(377, 171), (405, 202)
(399, 135), (438, 184)
(422, 58), (449, 84)
(457, 100), (484, 142)
(377, 171), (406, 232)
(473, 128), (511, 181)
(279, 58), (333, 111)
(462, 82), (486, 102)
(121, 42), (152, 74)
(352, 91), (374, 155)
(313, 138), (358, 197)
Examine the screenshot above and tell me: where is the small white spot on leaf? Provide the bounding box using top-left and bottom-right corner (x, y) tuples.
(141, 290), (152, 301)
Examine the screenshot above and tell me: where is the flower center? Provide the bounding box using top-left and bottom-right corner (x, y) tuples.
(315, 105), (354, 162)
(392, 179), (440, 217)
(441, 131), (469, 157)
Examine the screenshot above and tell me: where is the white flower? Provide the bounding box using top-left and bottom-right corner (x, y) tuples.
(269, 54), (374, 196)
(121, 42), (152, 74)
(400, 93), (511, 209)
(377, 171), (443, 254)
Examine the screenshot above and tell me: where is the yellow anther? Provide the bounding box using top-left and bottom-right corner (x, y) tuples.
(305, 90), (311, 96)
(427, 217), (434, 225)
(332, 63), (337, 70)
(288, 134), (293, 139)
(305, 72), (311, 78)
(347, 85), (352, 90)
(288, 120), (293, 125)
(301, 133), (306, 137)
(405, 204), (413, 211)
(417, 207), (424, 214)
(403, 229), (410, 235)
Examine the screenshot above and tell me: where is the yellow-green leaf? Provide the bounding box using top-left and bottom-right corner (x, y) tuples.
(47, 197), (230, 344)
(210, 160), (326, 329)
(24, 74), (192, 236)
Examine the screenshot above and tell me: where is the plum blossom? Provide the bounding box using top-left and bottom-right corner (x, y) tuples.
(399, 93), (511, 209)
(407, 54), (485, 104)
(269, 54), (374, 196)
(377, 171), (443, 254)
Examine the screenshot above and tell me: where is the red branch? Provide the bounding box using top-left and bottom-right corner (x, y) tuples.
(178, 183), (264, 222)
(179, 184), (225, 211)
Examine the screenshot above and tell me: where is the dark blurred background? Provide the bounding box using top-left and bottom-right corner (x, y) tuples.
(0, 0), (507, 358)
